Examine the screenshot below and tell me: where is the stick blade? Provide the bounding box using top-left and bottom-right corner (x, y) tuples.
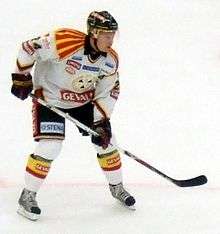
(174, 175), (208, 187)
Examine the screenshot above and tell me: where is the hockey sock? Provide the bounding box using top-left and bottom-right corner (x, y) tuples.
(25, 154), (52, 192)
(97, 149), (122, 185)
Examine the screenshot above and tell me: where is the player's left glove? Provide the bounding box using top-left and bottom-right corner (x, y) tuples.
(11, 73), (33, 100)
(92, 119), (112, 149)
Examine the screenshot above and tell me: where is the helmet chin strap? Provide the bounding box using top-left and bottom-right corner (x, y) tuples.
(93, 38), (101, 52)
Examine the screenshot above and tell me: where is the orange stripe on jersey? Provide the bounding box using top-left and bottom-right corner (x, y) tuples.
(56, 34), (84, 40)
(56, 34), (83, 40)
(56, 37), (83, 45)
(57, 45), (76, 54)
(55, 28), (86, 59)
(56, 28), (84, 37)
(57, 40), (84, 50)
(56, 31), (85, 40)
(58, 43), (84, 59)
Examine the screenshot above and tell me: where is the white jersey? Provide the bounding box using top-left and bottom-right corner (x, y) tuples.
(15, 28), (120, 122)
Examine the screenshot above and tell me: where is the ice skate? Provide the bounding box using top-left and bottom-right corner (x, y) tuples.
(17, 188), (41, 221)
(109, 183), (136, 210)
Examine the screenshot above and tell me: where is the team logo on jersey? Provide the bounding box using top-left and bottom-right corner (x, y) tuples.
(60, 90), (94, 103)
(82, 65), (100, 72)
(71, 73), (97, 93)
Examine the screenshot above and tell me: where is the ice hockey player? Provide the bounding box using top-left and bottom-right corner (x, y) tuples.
(11, 11), (136, 221)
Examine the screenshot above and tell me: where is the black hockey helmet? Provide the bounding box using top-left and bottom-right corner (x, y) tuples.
(87, 11), (118, 37)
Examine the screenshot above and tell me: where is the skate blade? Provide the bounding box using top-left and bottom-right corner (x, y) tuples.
(17, 205), (40, 221)
(125, 205), (136, 211)
(118, 201), (136, 211)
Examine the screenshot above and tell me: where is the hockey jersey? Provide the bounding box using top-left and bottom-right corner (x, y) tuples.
(15, 28), (120, 122)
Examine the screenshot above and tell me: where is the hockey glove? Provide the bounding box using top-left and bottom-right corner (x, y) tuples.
(11, 73), (33, 100)
(92, 119), (112, 149)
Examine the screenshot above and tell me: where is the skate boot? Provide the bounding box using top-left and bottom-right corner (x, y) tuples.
(109, 183), (136, 209)
(17, 188), (41, 221)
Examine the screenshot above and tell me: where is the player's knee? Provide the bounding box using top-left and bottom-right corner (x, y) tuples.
(34, 139), (63, 160)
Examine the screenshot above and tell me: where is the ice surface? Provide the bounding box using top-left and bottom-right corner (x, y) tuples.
(1, 0), (220, 233)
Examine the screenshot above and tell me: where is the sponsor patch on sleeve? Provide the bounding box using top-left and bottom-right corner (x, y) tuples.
(110, 80), (120, 100)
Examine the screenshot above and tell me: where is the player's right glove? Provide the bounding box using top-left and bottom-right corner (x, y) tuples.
(91, 119), (112, 149)
(11, 73), (33, 100)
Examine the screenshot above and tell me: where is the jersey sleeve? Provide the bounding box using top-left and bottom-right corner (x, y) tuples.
(15, 32), (58, 74)
(93, 71), (120, 122)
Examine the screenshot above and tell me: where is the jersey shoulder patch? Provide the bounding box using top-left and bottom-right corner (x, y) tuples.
(55, 28), (86, 60)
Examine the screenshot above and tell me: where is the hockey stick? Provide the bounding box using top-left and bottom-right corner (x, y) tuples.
(120, 150), (207, 187)
(29, 93), (207, 187)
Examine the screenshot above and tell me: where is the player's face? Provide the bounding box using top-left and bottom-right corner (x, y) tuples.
(96, 31), (115, 52)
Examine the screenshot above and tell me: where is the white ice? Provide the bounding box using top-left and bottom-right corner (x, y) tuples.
(1, 0), (220, 233)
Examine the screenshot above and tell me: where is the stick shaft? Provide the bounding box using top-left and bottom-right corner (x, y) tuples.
(29, 93), (207, 187)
